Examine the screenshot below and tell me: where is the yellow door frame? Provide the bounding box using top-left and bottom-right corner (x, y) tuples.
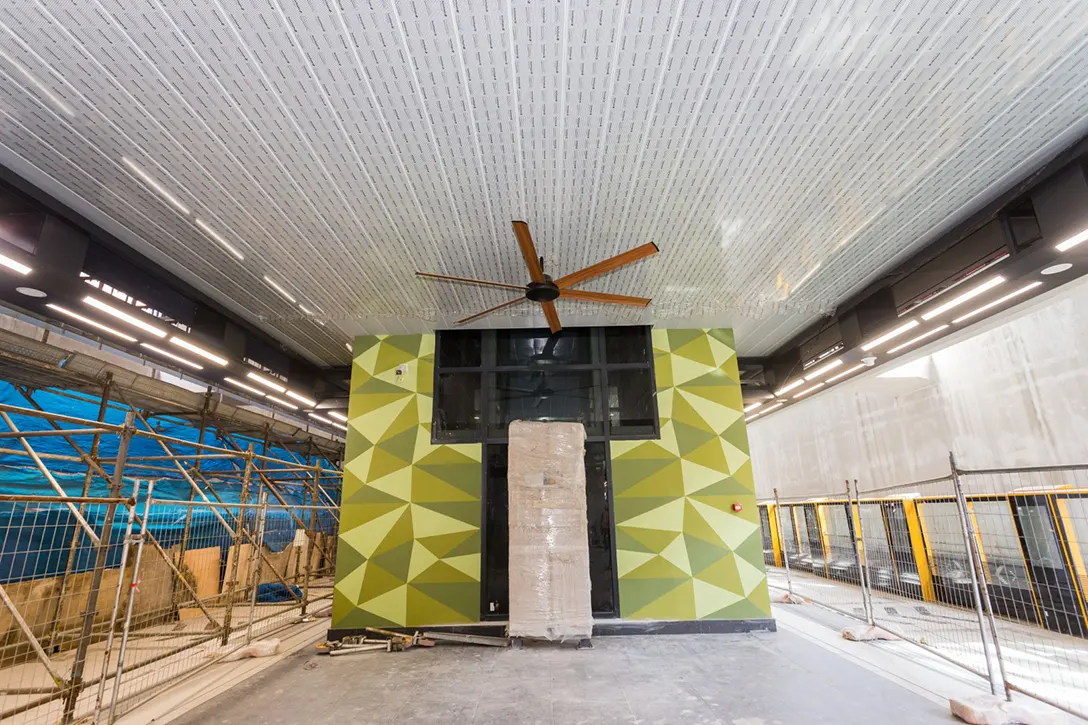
(903, 499), (935, 602)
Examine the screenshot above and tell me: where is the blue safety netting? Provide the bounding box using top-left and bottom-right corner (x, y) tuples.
(0, 382), (339, 584)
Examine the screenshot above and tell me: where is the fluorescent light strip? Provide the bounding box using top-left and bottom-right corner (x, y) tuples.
(169, 337), (228, 366)
(298, 304), (314, 315)
(1056, 227), (1088, 252)
(761, 402), (785, 414)
(0, 49), (75, 116)
(263, 276), (297, 304)
(224, 377), (266, 397)
(308, 412), (335, 424)
(46, 304), (137, 342)
(328, 411), (348, 422)
(345, 342), (353, 353)
(140, 343), (202, 370)
(285, 390), (317, 407)
(745, 413), (762, 422)
(194, 219), (245, 261)
(0, 253), (31, 276)
(121, 157), (191, 215)
(886, 325), (950, 355)
(265, 394), (298, 410)
(920, 276), (1005, 320)
(804, 358), (843, 382)
(743, 402), (764, 413)
(793, 382), (825, 399)
(860, 319), (920, 351)
(826, 363), (866, 383)
(952, 282), (1043, 324)
(247, 371), (287, 393)
(774, 379), (805, 396)
(83, 296), (167, 338)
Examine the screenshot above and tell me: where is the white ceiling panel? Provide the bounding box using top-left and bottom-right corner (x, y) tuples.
(2, 0), (1088, 365)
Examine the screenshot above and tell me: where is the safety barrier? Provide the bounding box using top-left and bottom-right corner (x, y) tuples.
(761, 454), (1088, 720)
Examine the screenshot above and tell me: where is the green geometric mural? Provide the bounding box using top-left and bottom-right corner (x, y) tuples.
(331, 334), (482, 628)
(612, 328), (771, 620)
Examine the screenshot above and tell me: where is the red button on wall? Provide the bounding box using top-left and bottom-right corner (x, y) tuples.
(732, 502), (743, 512)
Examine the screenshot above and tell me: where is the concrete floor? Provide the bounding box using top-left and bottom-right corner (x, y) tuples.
(172, 630), (956, 725)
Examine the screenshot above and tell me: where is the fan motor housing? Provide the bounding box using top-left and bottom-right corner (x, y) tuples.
(526, 280), (561, 302)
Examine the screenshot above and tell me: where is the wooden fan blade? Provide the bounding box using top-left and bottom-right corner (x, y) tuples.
(512, 221), (545, 283)
(559, 289), (651, 307)
(416, 272), (527, 292)
(540, 301), (562, 334)
(456, 297), (524, 325)
(555, 242), (659, 289)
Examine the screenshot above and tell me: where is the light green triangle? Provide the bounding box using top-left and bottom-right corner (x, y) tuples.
(620, 526), (683, 554)
(624, 554), (691, 580)
(685, 437), (730, 474)
(334, 559), (368, 601)
(368, 446), (412, 481)
(375, 340), (418, 375)
(666, 329), (704, 351)
(360, 560), (405, 602)
(372, 507), (413, 556)
(360, 583), (407, 625)
(689, 498), (760, 549)
(676, 389), (742, 435)
(407, 540), (439, 581)
(340, 505), (408, 558)
(707, 334), (737, 369)
(693, 577), (742, 618)
(383, 335), (422, 357)
(721, 439), (750, 476)
(442, 553), (480, 581)
(412, 467), (478, 503)
(617, 550), (656, 578)
(671, 355), (715, 388)
(735, 553), (767, 596)
(654, 352), (673, 389)
(355, 341), (381, 377)
(681, 459), (728, 496)
(660, 532), (692, 576)
(651, 328), (671, 352)
(369, 466), (413, 502)
(656, 388), (674, 420)
(618, 497), (685, 532)
(657, 418), (680, 456)
(683, 499), (729, 548)
(671, 332), (715, 366)
(344, 448), (374, 485)
(354, 396), (413, 443)
(417, 530), (477, 558)
(411, 559), (476, 585)
(411, 503), (477, 537)
(685, 533), (728, 575)
(616, 459), (686, 499)
(631, 578), (696, 620)
(695, 551), (743, 595)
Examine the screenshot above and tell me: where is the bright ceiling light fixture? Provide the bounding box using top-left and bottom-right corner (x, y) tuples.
(224, 377), (266, 396)
(0, 253), (32, 276)
(121, 157), (191, 215)
(793, 382), (825, 399)
(1041, 263), (1072, 275)
(298, 304), (314, 315)
(345, 342), (353, 353)
(826, 362), (866, 383)
(804, 358), (843, 382)
(887, 325), (950, 355)
(194, 219), (245, 261)
(169, 337), (228, 366)
(247, 371), (287, 393)
(860, 320), (920, 351)
(774, 379), (805, 397)
(263, 276), (297, 304)
(83, 296), (167, 338)
(743, 401), (764, 413)
(285, 390), (317, 407)
(0, 49), (75, 117)
(46, 303), (137, 342)
(140, 342), (202, 370)
(952, 282), (1043, 324)
(920, 276), (1005, 320)
(745, 412), (762, 422)
(308, 412), (335, 425)
(265, 394), (298, 410)
(761, 402), (785, 414)
(1055, 227), (1088, 252)
(328, 411), (348, 422)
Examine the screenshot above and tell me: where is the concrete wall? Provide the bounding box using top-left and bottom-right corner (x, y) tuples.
(748, 276), (1088, 498)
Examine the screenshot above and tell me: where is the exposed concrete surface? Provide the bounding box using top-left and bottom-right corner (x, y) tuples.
(169, 630), (955, 724)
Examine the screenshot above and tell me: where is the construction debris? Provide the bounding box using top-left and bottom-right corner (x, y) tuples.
(221, 639), (281, 661)
(316, 630), (435, 655)
(422, 631), (510, 648)
(841, 625), (899, 641)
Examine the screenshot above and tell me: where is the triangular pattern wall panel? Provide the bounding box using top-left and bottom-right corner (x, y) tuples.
(332, 334), (482, 628)
(612, 329), (771, 620)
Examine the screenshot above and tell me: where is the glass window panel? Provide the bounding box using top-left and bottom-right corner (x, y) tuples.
(1061, 497), (1088, 592)
(437, 330), (481, 368)
(823, 504), (854, 562)
(604, 326), (649, 364)
(489, 370), (602, 437)
(496, 328), (592, 366)
(919, 501), (972, 580)
(1017, 502), (1064, 568)
(972, 500), (1032, 589)
(433, 372), (481, 442)
(606, 368), (656, 434)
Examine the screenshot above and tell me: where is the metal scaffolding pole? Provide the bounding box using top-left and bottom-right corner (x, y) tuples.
(221, 447), (253, 646)
(61, 411), (135, 724)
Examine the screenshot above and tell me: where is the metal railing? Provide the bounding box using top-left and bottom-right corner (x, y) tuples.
(0, 400), (341, 724)
(766, 453), (1088, 720)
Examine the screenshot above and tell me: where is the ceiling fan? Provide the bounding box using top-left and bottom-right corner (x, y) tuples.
(416, 221), (659, 333)
(498, 371), (593, 408)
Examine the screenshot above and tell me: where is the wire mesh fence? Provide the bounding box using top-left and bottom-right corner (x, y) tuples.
(763, 456), (1088, 721)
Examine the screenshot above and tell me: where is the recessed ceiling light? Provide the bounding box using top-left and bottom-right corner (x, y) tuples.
(46, 303), (137, 342)
(1041, 263), (1072, 275)
(263, 276), (297, 304)
(826, 362), (867, 383)
(16, 287), (46, 298)
(743, 401), (764, 413)
(194, 219), (245, 261)
(774, 379), (805, 396)
(121, 157), (191, 215)
(265, 394), (298, 410)
(793, 382), (825, 399)
(952, 282), (1043, 324)
(168, 337), (228, 366)
(83, 296), (167, 338)
(804, 358), (843, 382)
(140, 342), (203, 370)
(0, 48), (75, 117)
(761, 402), (784, 414)
(328, 411), (348, 422)
(860, 319), (921, 351)
(920, 276), (1005, 320)
(1056, 227), (1088, 252)
(223, 377), (266, 397)
(886, 325), (950, 355)
(745, 412), (762, 422)
(345, 342), (353, 353)
(285, 390), (317, 407)
(308, 412), (335, 424)
(247, 371), (287, 393)
(0, 253), (32, 276)
(298, 304), (314, 315)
